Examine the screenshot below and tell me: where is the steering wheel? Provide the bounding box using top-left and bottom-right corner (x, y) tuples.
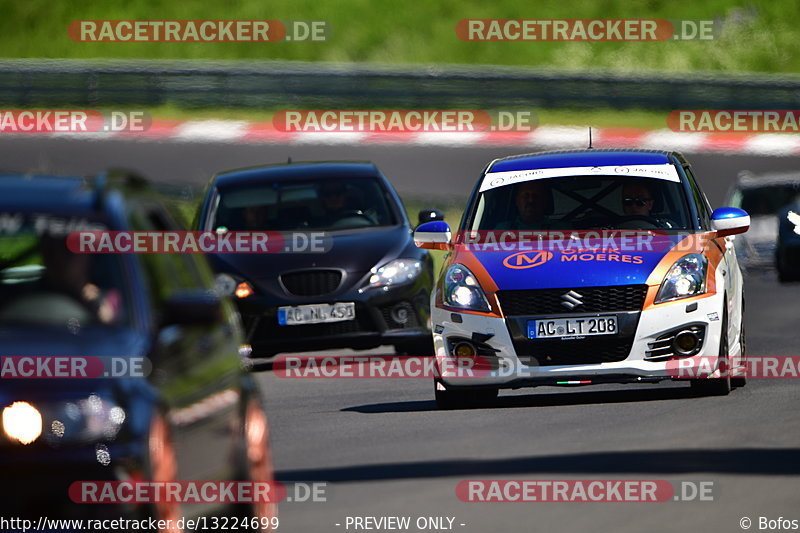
(330, 210), (374, 228)
(613, 214), (664, 229)
(338, 209), (373, 221)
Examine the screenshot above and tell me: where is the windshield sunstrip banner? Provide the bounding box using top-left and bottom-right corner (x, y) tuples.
(479, 164), (681, 192)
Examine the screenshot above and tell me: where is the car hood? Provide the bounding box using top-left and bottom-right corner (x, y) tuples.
(0, 325), (151, 400)
(0, 325), (147, 357)
(209, 225), (413, 280)
(452, 232), (715, 290)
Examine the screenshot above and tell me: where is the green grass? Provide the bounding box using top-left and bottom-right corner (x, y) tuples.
(1, 0), (799, 74)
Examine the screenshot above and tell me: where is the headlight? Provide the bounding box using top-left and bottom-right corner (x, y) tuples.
(2, 401), (42, 445)
(214, 273), (254, 299)
(365, 259), (421, 290)
(442, 264), (491, 312)
(655, 253), (708, 304)
(3, 395), (126, 446)
(235, 281), (254, 299)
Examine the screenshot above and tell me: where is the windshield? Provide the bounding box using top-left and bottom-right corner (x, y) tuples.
(211, 177), (398, 231)
(467, 175), (693, 231)
(731, 184), (800, 216)
(0, 214), (130, 328)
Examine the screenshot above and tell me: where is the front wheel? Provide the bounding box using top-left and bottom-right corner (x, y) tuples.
(732, 306), (747, 388)
(434, 379), (498, 409)
(233, 396), (278, 531)
(395, 337), (434, 357)
(691, 306), (731, 396)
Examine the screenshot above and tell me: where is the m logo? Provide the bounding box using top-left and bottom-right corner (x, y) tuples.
(561, 290), (583, 309)
(503, 250), (553, 269)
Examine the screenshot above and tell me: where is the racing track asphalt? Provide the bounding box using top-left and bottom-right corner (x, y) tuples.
(1, 136), (799, 532)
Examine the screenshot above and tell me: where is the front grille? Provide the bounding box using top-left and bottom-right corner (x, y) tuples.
(497, 284), (648, 316)
(513, 337), (634, 366)
(280, 270), (342, 297)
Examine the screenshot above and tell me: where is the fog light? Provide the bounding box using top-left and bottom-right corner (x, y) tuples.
(673, 330), (700, 356)
(3, 402), (42, 445)
(390, 305), (409, 325)
(453, 342), (476, 358)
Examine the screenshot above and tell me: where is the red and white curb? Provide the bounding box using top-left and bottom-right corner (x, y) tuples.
(8, 119), (800, 156)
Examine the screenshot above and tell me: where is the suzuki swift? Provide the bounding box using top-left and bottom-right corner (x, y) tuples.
(414, 150), (750, 409)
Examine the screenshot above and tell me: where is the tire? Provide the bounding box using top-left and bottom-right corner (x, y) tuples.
(143, 411), (184, 532)
(731, 303), (747, 388)
(395, 337), (434, 357)
(233, 396), (278, 531)
(434, 379), (498, 410)
(691, 303), (731, 396)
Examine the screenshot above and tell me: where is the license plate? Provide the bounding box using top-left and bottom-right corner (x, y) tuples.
(527, 316), (618, 339)
(278, 302), (355, 325)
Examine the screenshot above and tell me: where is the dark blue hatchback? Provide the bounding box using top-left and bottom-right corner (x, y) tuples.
(195, 161), (436, 357)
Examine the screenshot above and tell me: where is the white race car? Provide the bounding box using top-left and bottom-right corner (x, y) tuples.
(415, 149), (750, 409)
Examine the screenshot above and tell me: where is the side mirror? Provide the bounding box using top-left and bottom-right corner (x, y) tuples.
(711, 207), (750, 237)
(414, 221), (451, 250)
(417, 209), (445, 226)
(162, 290), (222, 325)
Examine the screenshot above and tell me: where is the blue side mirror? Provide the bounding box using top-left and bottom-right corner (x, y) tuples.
(414, 221), (451, 250)
(711, 207), (750, 237)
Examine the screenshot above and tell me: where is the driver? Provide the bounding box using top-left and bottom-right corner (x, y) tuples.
(242, 204), (269, 230)
(622, 183), (656, 217)
(314, 182), (354, 226)
(619, 181), (676, 228)
(39, 235), (121, 324)
(496, 180), (565, 230)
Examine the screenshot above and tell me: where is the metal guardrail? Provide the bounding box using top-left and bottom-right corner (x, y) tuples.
(1, 59), (800, 110)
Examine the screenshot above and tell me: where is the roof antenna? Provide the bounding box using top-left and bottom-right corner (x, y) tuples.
(587, 127), (593, 149)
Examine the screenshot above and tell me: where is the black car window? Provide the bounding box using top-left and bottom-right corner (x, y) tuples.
(468, 175), (692, 231)
(684, 167), (712, 229)
(128, 203), (207, 311)
(734, 185), (800, 216)
(212, 177), (398, 231)
(0, 213), (130, 327)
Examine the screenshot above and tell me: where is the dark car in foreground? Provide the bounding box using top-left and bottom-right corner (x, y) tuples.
(0, 173), (275, 524)
(195, 161), (435, 357)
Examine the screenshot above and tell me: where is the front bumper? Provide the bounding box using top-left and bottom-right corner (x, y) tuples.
(0, 441), (143, 518)
(432, 290), (727, 388)
(235, 281), (432, 354)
